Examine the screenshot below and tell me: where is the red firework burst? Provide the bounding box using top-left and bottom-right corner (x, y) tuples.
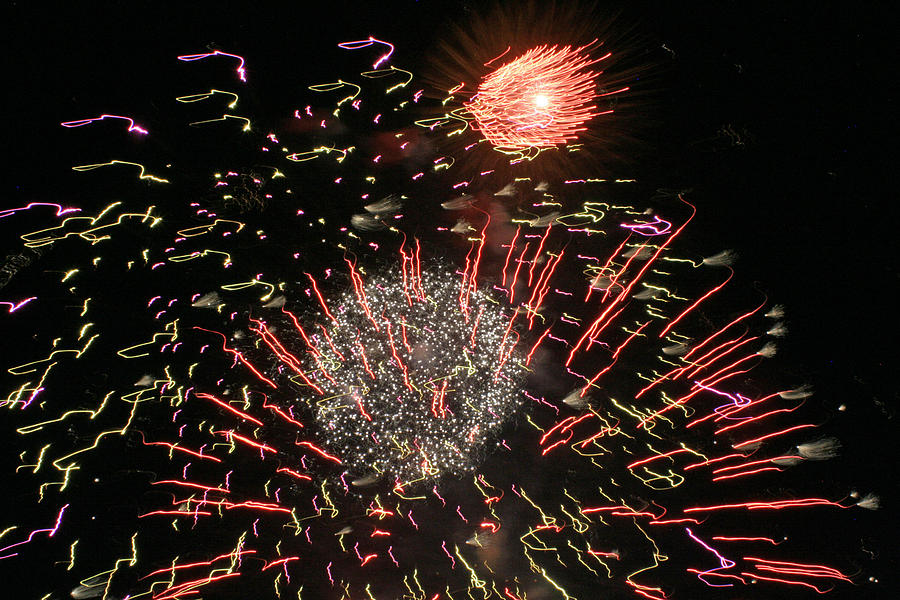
(464, 43), (619, 152)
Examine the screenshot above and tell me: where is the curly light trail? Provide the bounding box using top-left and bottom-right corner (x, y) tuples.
(60, 114), (148, 135)
(177, 50), (247, 82)
(620, 216), (672, 236)
(0, 202), (81, 219)
(71, 160), (170, 183)
(1, 297), (36, 313)
(338, 37), (396, 69)
(0, 504), (68, 560)
(176, 89), (240, 109)
(464, 43), (625, 153)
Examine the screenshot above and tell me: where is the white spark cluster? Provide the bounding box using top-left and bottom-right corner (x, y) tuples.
(302, 268), (526, 486)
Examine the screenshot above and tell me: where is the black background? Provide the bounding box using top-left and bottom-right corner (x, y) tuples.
(3, 1), (895, 598)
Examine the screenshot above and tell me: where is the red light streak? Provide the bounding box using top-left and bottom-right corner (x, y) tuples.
(627, 448), (691, 470)
(711, 466), (783, 482)
(524, 250), (565, 330)
(353, 330), (376, 380)
(458, 210), (491, 316)
(745, 556), (851, 585)
(360, 553), (378, 566)
(264, 401), (304, 428)
(194, 392), (264, 426)
(480, 520), (500, 533)
(578, 420), (619, 448)
(354, 390), (373, 421)
(626, 579), (668, 600)
(582, 320), (650, 392)
(686, 299), (767, 360)
(140, 550), (256, 579)
(368, 506), (394, 519)
(692, 350), (764, 392)
(648, 518), (702, 525)
(588, 549), (620, 559)
(682, 334), (757, 380)
(501, 226), (520, 286)
(216, 430), (277, 454)
(540, 414), (592, 447)
(732, 423), (817, 449)
(193, 327), (277, 388)
(686, 391), (769, 429)
(262, 556), (300, 570)
(384, 320), (413, 390)
(153, 571), (241, 600)
(713, 405), (803, 435)
(741, 572), (831, 593)
(250, 317), (323, 385)
(297, 441), (343, 464)
(582, 505), (633, 514)
(151, 480), (230, 494)
(638, 301), (766, 399)
(277, 467), (312, 481)
(599, 242), (643, 305)
(431, 380), (449, 419)
(712, 456), (794, 474)
(658, 268), (733, 338)
(685, 569), (746, 584)
(712, 536), (781, 545)
(585, 235), (630, 302)
(280, 307), (321, 357)
(141, 437), (222, 463)
(185, 498), (292, 514)
(525, 325), (552, 365)
(305, 272), (338, 323)
(527, 225), (553, 287)
(345, 258), (378, 331)
(507, 242), (529, 304)
(684, 497), (847, 513)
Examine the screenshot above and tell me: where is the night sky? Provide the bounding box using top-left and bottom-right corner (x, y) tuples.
(3, 1), (894, 598)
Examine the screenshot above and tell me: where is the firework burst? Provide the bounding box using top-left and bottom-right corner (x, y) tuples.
(1, 5), (880, 600)
(251, 257), (528, 486)
(464, 42), (614, 155)
(420, 1), (649, 178)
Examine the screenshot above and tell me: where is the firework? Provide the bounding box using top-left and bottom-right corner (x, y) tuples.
(418, 1), (643, 178)
(1, 6), (879, 600)
(464, 43), (609, 153)
(252, 260), (528, 486)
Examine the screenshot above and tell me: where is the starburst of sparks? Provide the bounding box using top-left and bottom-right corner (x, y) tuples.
(464, 43), (615, 152)
(0, 16), (879, 600)
(251, 257), (527, 486)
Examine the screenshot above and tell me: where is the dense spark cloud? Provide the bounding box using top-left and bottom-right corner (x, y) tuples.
(464, 43), (612, 153)
(253, 261), (528, 486)
(419, 1), (642, 176)
(1, 8), (881, 600)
